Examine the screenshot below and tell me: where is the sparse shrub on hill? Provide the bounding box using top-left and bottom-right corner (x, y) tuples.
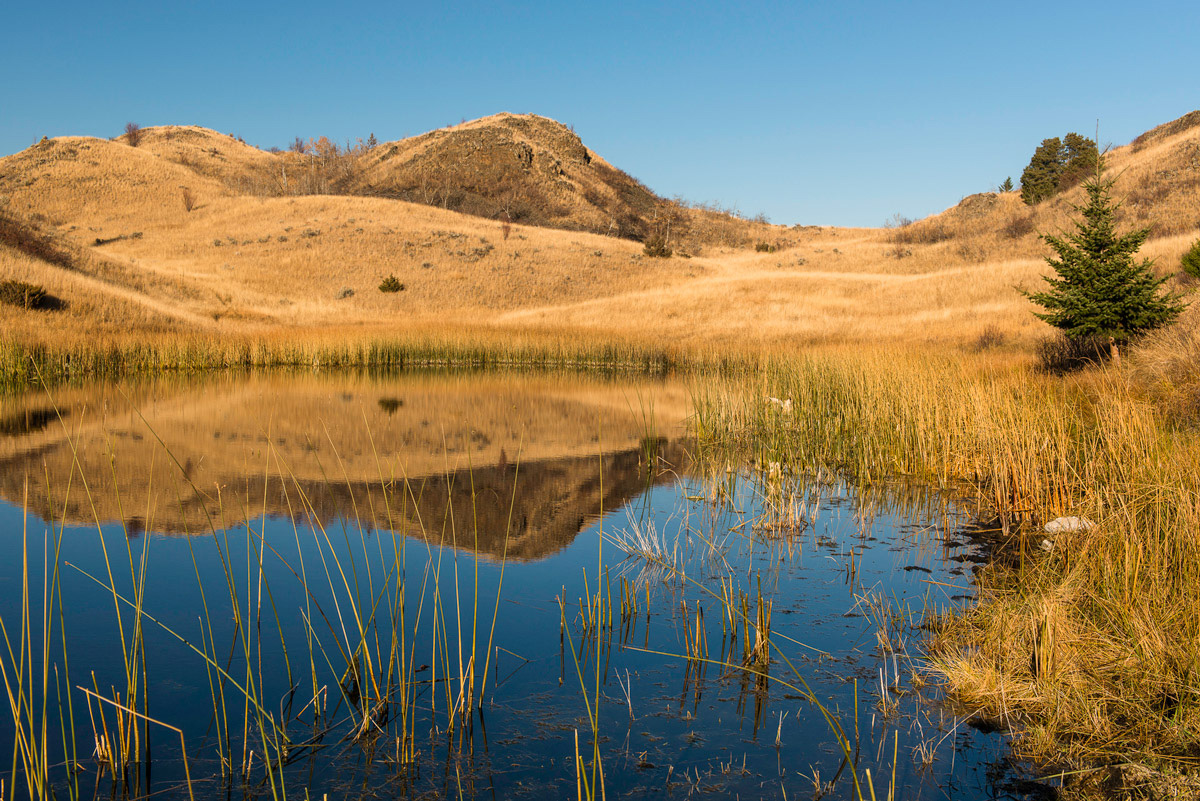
(1024, 167), (1185, 352)
(754, 242), (777, 253)
(1003, 213), (1036, 239)
(1181, 238), (1200, 282)
(378, 274), (404, 293)
(0, 280), (52, 310)
(643, 235), (672, 258)
(970, 324), (1006, 352)
(0, 210), (75, 270)
(124, 122), (142, 147)
(890, 218), (950, 246)
(181, 187), (196, 213)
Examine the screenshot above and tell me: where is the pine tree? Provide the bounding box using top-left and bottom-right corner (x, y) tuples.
(1181, 237), (1200, 281)
(1020, 137), (1062, 205)
(1058, 132), (1098, 190)
(999, 176), (1014, 192)
(1019, 133), (1098, 205)
(1024, 167), (1185, 344)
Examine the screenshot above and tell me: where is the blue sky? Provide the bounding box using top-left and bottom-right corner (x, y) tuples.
(2, 0), (1196, 227)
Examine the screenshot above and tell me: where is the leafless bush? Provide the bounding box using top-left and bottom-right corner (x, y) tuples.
(181, 187), (196, 212)
(0, 280), (49, 309)
(500, 222), (512, 240)
(1003, 214), (1036, 239)
(970, 325), (1006, 351)
(1037, 334), (1109, 373)
(125, 122), (142, 147)
(0, 210), (75, 269)
(891, 219), (951, 245)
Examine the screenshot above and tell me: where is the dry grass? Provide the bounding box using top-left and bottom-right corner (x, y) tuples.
(3, 112), (1194, 354)
(693, 347), (1200, 774)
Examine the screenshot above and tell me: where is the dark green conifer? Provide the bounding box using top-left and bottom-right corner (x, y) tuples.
(1181, 238), (1200, 281)
(1020, 137), (1063, 205)
(1058, 132), (1099, 190)
(1024, 168), (1184, 343)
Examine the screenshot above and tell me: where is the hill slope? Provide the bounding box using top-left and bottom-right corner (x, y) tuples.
(352, 113), (667, 240)
(0, 111), (1197, 349)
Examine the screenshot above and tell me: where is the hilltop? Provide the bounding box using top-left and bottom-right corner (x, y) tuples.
(0, 111), (1197, 349)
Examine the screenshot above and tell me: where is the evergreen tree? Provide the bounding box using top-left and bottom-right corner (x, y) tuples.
(1020, 137), (1062, 205)
(1181, 237), (1200, 281)
(1019, 133), (1099, 205)
(1024, 168), (1185, 343)
(999, 176), (1014, 192)
(1058, 132), (1099, 190)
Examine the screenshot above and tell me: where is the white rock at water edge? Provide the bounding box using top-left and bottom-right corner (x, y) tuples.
(1043, 516), (1094, 534)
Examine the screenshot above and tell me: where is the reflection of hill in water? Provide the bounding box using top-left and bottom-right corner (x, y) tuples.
(0, 372), (692, 560)
(262, 441), (684, 560)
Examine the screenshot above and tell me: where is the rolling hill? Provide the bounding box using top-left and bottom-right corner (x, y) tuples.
(0, 111), (1197, 349)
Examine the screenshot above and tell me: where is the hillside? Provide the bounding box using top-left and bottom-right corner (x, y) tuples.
(0, 111), (1198, 349)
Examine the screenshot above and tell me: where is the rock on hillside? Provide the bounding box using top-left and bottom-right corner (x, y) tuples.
(352, 113), (667, 240)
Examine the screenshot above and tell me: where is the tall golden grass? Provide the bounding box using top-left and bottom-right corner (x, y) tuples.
(692, 347), (1200, 772)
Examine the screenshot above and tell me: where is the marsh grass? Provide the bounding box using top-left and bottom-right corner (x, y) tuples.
(0, 330), (685, 388)
(0, 383), (531, 800)
(693, 348), (1200, 772)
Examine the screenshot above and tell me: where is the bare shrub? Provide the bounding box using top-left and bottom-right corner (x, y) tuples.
(1036, 334), (1109, 373)
(500, 222), (512, 240)
(643, 235), (672, 258)
(0, 280), (49, 309)
(892, 219), (951, 246)
(0, 210), (75, 269)
(181, 187), (196, 213)
(1003, 214), (1036, 239)
(124, 122), (142, 147)
(970, 325), (1006, 351)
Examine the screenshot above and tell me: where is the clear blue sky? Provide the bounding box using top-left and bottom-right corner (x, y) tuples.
(2, 0), (1196, 227)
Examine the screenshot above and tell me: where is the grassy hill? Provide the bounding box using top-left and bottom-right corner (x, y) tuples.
(0, 111), (1197, 351)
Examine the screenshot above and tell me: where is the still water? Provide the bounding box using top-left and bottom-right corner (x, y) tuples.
(0, 370), (1039, 800)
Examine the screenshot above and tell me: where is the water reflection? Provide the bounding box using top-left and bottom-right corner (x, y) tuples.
(0, 371), (692, 557)
(0, 370), (1040, 801)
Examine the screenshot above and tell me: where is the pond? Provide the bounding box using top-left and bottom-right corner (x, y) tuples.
(0, 369), (1040, 800)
